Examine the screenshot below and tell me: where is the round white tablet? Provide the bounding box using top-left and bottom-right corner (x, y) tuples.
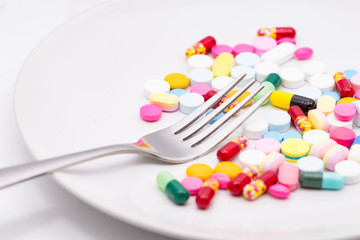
(189, 68), (214, 86)
(187, 54), (213, 69)
(327, 112), (353, 130)
(235, 52), (261, 68)
(238, 149), (266, 169)
(266, 110), (291, 132)
(279, 67), (305, 89)
(335, 161), (360, 185)
(354, 115), (360, 127)
(295, 85), (322, 102)
(309, 74), (334, 92)
(242, 118), (268, 139)
(254, 61), (280, 82)
(230, 65), (256, 87)
(297, 156), (324, 173)
(302, 61), (327, 81)
(303, 129), (330, 146)
(211, 76), (234, 91)
(143, 79), (170, 99)
(261, 42), (296, 65)
(179, 93), (204, 115)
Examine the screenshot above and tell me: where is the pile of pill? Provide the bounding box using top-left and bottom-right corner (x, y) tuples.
(148, 27), (360, 209)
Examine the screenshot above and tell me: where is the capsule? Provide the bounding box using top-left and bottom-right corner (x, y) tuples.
(156, 171), (189, 205)
(288, 105), (313, 134)
(196, 178), (219, 209)
(243, 171), (278, 200)
(333, 72), (355, 98)
(228, 167), (258, 196)
(217, 136), (248, 161)
(254, 73), (281, 105)
(185, 36), (216, 58)
(270, 90), (316, 114)
(299, 172), (345, 190)
(204, 90), (222, 108)
(257, 27), (296, 40)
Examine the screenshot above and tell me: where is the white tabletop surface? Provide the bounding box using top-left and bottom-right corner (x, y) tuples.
(0, 1), (175, 239)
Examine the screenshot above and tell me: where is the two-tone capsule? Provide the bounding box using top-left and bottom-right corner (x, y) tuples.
(157, 171), (189, 205)
(288, 105), (313, 134)
(254, 73), (281, 105)
(300, 172), (345, 190)
(228, 167), (258, 196)
(217, 136), (248, 161)
(243, 171), (278, 200)
(333, 72), (355, 98)
(270, 90), (316, 114)
(196, 178), (219, 209)
(185, 36), (216, 58)
(257, 27), (296, 40)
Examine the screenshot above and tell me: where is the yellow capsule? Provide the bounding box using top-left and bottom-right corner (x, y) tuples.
(212, 53), (234, 77)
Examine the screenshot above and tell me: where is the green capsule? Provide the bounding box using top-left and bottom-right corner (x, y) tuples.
(300, 172), (345, 190)
(157, 171), (189, 205)
(254, 81), (275, 105)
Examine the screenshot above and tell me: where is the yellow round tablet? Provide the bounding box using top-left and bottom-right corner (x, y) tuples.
(337, 97), (358, 104)
(164, 73), (190, 89)
(281, 138), (310, 158)
(213, 161), (242, 180)
(212, 52), (234, 78)
(186, 163), (213, 181)
(317, 95), (336, 116)
(227, 90), (253, 107)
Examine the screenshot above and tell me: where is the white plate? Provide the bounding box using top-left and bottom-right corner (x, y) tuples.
(14, 0), (360, 239)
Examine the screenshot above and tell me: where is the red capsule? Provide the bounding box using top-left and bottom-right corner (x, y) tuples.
(257, 27), (296, 40)
(288, 106), (313, 134)
(243, 171), (278, 200)
(228, 167), (258, 196)
(217, 136), (248, 161)
(185, 36), (216, 58)
(196, 178), (219, 209)
(333, 72), (355, 98)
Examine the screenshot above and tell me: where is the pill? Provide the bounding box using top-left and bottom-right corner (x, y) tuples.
(257, 27), (296, 40)
(242, 118), (268, 139)
(143, 79), (170, 99)
(317, 95), (336, 116)
(294, 47), (313, 60)
(169, 88), (187, 98)
(356, 90), (360, 100)
(302, 61), (327, 81)
(268, 184), (291, 199)
(140, 104), (162, 122)
(327, 112), (353, 130)
(308, 109), (330, 132)
(235, 52), (261, 68)
(180, 177), (203, 195)
(254, 73), (281, 105)
(164, 73), (190, 89)
(190, 83), (213, 98)
(261, 42), (296, 65)
(211, 173), (231, 189)
(212, 52), (234, 77)
(233, 43), (255, 55)
(217, 136), (248, 161)
(334, 103), (356, 121)
(157, 171), (189, 205)
(150, 92), (179, 112)
(228, 167), (258, 196)
(281, 138), (310, 163)
(214, 161), (242, 180)
(351, 73), (360, 91)
(187, 54), (214, 69)
(186, 163), (213, 181)
(282, 131), (302, 140)
(211, 76), (233, 91)
(322, 91), (340, 102)
(352, 100), (360, 114)
(239, 149), (267, 169)
(255, 138), (281, 154)
(278, 163), (299, 191)
(211, 44), (233, 58)
(179, 92), (204, 114)
(230, 65), (256, 87)
(295, 85), (322, 102)
(329, 127), (355, 148)
(277, 37), (296, 45)
(279, 67), (305, 89)
(243, 171), (278, 200)
(288, 106), (313, 134)
(344, 69), (359, 80)
(309, 74), (335, 93)
(185, 36), (216, 58)
(205, 110), (224, 124)
(333, 72), (355, 98)
(219, 90), (253, 112)
(263, 131), (283, 142)
(323, 144), (349, 171)
(334, 161), (360, 185)
(352, 136), (360, 145)
(259, 152), (286, 173)
(196, 178), (219, 209)
(299, 172), (344, 190)
(309, 138), (337, 159)
(253, 36), (277, 56)
(354, 115), (360, 127)
(303, 129), (330, 146)
(270, 90), (316, 114)
(348, 137), (360, 162)
(204, 90), (218, 102)
(337, 97), (358, 104)
(254, 61), (280, 82)
(189, 68), (214, 86)
(297, 156), (324, 173)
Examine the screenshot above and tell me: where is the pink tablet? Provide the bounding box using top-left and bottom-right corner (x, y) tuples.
(334, 103), (357, 121)
(269, 184), (291, 199)
(140, 104), (162, 122)
(233, 43), (254, 55)
(211, 44), (233, 58)
(180, 177), (203, 195)
(211, 173), (231, 189)
(255, 138), (281, 154)
(253, 36), (277, 56)
(330, 127), (356, 148)
(278, 163), (299, 191)
(190, 83), (213, 98)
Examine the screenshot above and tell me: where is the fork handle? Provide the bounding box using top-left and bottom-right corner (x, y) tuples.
(0, 143), (138, 189)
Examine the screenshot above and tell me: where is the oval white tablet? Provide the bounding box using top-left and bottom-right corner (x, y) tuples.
(335, 161), (360, 185)
(242, 118), (268, 139)
(189, 68), (214, 86)
(297, 156), (324, 173)
(295, 85), (322, 102)
(211, 76), (234, 91)
(327, 112), (353, 130)
(143, 79), (170, 99)
(187, 54), (213, 69)
(179, 93), (204, 115)
(261, 42), (296, 65)
(279, 67), (305, 89)
(266, 110), (291, 132)
(230, 65), (256, 87)
(254, 61), (280, 82)
(303, 129), (330, 146)
(309, 74), (335, 92)
(238, 149), (266, 170)
(302, 61), (327, 81)
(235, 52), (261, 68)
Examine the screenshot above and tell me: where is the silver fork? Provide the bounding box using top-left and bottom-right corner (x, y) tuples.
(0, 74), (271, 189)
